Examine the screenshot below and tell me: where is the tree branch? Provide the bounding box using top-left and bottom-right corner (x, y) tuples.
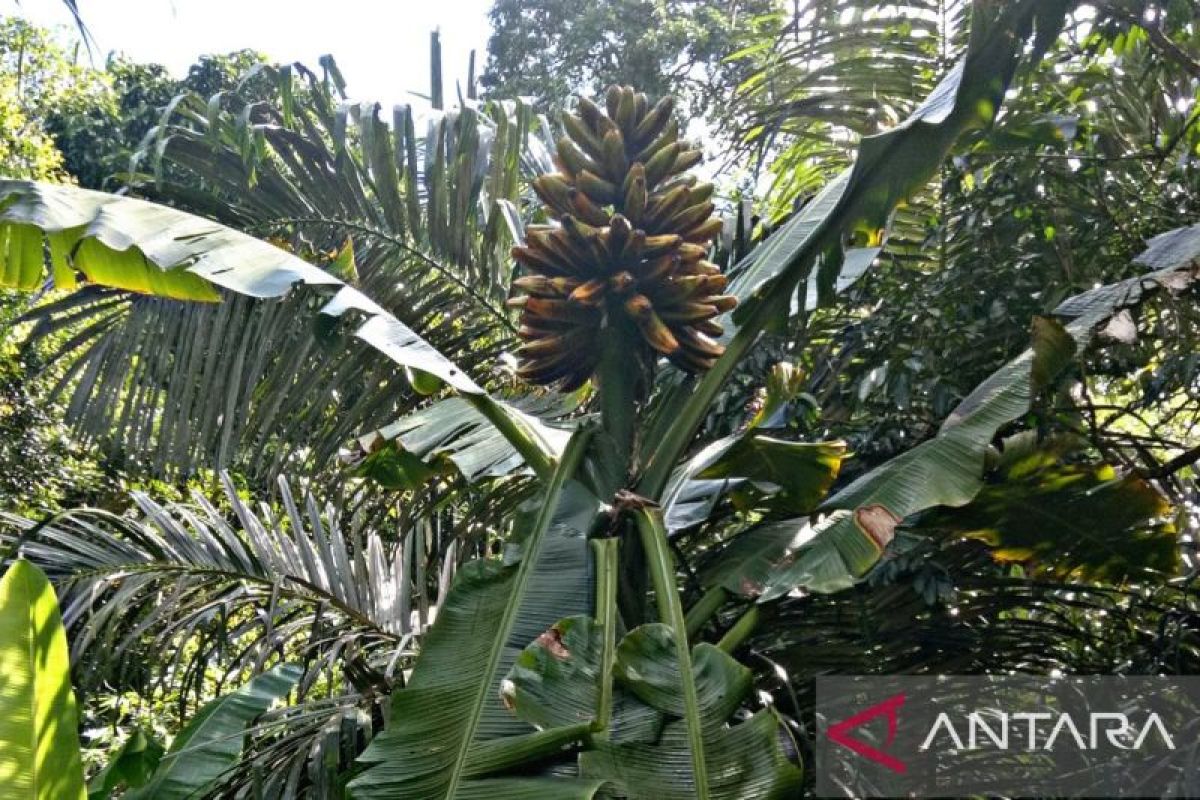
(1144, 444), (1200, 480)
(1097, 1), (1200, 79)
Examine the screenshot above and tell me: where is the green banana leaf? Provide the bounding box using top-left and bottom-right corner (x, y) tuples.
(704, 314), (1078, 600)
(704, 216), (1200, 600)
(613, 624), (753, 725)
(125, 663), (302, 800)
(501, 615), (607, 731)
(0, 179), (482, 396)
(579, 710), (802, 800)
(0, 560), (86, 800)
(0, 179), (570, 476)
(86, 729), (164, 800)
(501, 615), (663, 745)
(349, 395), (574, 487)
(661, 433), (845, 532)
(502, 615), (797, 797)
(349, 431), (600, 799)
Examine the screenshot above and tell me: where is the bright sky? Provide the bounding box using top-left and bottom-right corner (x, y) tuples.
(5, 0), (494, 107)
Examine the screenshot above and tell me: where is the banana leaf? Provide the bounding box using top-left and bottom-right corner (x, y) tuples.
(579, 711), (802, 800)
(924, 458), (1176, 582)
(0, 560), (86, 800)
(704, 217), (1200, 600)
(661, 433), (845, 532)
(502, 615), (798, 798)
(125, 663), (302, 800)
(638, 0), (1074, 498)
(348, 431), (599, 799)
(0, 179), (480, 395)
(0, 180), (568, 476)
(348, 395), (575, 487)
(86, 729), (163, 799)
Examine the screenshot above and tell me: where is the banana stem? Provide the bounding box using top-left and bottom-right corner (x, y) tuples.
(596, 318), (640, 488)
(684, 586), (729, 638)
(717, 605), (760, 654)
(591, 538), (619, 737)
(634, 506), (711, 800)
(468, 394), (556, 481)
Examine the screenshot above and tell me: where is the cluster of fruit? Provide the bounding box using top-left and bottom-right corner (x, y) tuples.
(508, 85), (736, 391)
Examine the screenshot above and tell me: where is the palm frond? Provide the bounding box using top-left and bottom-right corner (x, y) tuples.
(0, 472), (452, 702)
(16, 57), (550, 485)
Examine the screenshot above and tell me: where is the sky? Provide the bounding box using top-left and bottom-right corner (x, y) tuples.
(4, 0), (494, 107)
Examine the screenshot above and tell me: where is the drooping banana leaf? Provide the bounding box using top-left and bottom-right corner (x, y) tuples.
(661, 432), (845, 533)
(0, 560), (86, 800)
(348, 394), (575, 488)
(1052, 221), (1200, 320)
(923, 459), (1177, 582)
(726, 2), (1068, 326)
(0, 179), (562, 476)
(703, 218), (1200, 600)
(10, 64), (543, 482)
(639, 0), (1074, 497)
(348, 430), (599, 799)
(125, 663), (302, 800)
(700, 510), (863, 600)
(0, 180), (477, 392)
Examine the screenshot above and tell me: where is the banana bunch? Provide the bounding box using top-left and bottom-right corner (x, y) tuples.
(507, 85), (736, 391)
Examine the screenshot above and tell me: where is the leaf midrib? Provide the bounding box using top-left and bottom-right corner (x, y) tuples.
(441, 428), (591, 798)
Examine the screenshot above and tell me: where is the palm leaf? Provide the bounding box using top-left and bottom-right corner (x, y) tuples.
(0, 473), (442, 701)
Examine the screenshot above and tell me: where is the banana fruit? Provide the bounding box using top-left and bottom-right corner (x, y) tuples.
(511, 85), (736, 391)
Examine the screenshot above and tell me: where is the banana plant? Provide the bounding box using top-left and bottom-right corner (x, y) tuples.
(8, 2), (1170, 796)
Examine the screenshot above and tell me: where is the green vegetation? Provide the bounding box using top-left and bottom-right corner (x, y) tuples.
(0, 1), (1198, 797)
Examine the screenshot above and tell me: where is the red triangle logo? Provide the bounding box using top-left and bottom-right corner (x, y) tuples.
(826, 692), (907, 774)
